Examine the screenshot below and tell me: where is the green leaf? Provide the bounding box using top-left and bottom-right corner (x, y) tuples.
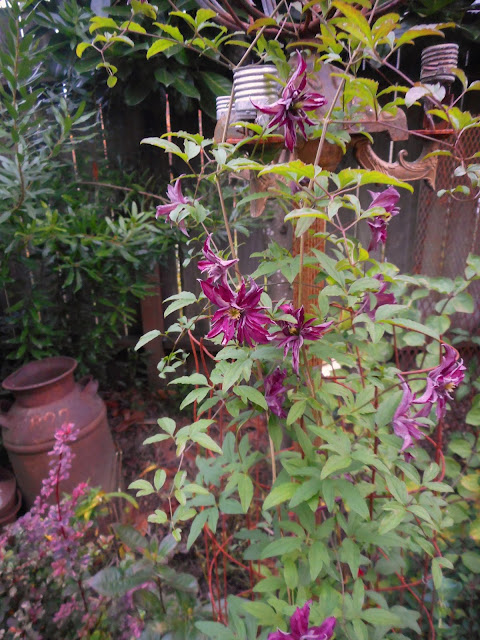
(386, 475), (409, 505)
(238, 473), (254, 512)
(340, 538), (361, 578)
(312, 249), (345, 288)
(170, 373), (208, 386)
(154, 469), (166, 491)
(361, 608), (402, 627)
(253, 576), (285, 592)
(128, 479), (155, 497)
(376, 391), (402, 429)
(89, 16), (119, 33)
(199, 71), (232, 97)
(353, 578), (365, 612)
(378, 506), (406, 534)
(466, 395), (480, 426)
(195, 622), (235, 640)
(146, 39), (177, 59)
(283, 558), (298, 589)
(154, 67), (175, 87)
(161, 291), (197, 316)
(131, 0), (157, 18)
(339, 481), (370, 519)
(186, 509), (209, 550)
(449, 437), (472, 458)
(137, 431), (163, 455)
(263, 483), (298, 510)
(195, 8), (217, 26)
(121, 21), (147, 34)
(154, 22), (183, 42)
(191, 432), (222, 454)
(76, 42), (91, 58)
(289, 478), (320, 508)
(261, 536), (302, 558)
(148, 509), (168, 524)
(320, 455), (352, 480)
(309, 541), (329, 580)
(88, 566), (153, 597)
(107, 75), (118, 89)
(157, 417), (176, 436)
(234, 385), (268, 410)
(113, 524), (147, 550)
(337, 168), (413, 193)
(383, 318), (439, 340)
(180, 387), (210, 410)
(247, 17), (278, 33)
(432, 556), (453, 589)
(173, 76), (201, 100)
(286, 400), (307, 426)
(461, 551), (480, 573)
(135, 329), (161, 351)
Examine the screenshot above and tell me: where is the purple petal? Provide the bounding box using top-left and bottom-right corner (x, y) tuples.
(290, 600), (311, 637)
(368, 186), (400, 216)
(267, 631), (294, 640)
(309, 617), (337, 640)
(155, 202), (176, 219)
(251, 99), (283, 116)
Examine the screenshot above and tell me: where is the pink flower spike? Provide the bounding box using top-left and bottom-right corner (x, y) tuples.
(251, 51), (327, 152)
(267, 600), (336, 640)
(197, 234), (238, 286)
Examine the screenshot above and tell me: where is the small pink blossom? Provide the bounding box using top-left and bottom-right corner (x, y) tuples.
(367, 186), (400, 251)
(156, 176), (191, 236)
(359, 274), (396, 319)
(252, 52), (327, 152)
(273, 304), (333, 374)
(414, 344), (465, 419)
(197, 234), (238, 286)
(268, 600), (336, 640)
(264, 367), (288, 418)
(393, 378), (430, 452)
(201, 278), (271, 346)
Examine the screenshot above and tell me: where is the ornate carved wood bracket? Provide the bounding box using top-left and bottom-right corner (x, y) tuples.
(352, 136), (441, 190)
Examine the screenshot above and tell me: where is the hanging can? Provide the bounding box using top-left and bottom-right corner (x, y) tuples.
(0, 356), (120, 508)
(233, 64), (280, 121)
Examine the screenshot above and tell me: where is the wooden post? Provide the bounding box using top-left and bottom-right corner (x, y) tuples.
(140, 263), (165, 387)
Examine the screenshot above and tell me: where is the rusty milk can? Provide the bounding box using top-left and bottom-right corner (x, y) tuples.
(0, 356), (120, 508)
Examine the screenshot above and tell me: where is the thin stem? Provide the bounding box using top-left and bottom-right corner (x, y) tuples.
(214, 176), (241, 281)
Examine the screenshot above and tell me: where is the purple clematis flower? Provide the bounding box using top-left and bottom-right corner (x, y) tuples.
(200, 278), (271, 347)
(273, 304), (333, 375)
(252, 52), (327, 152)
(156, 176), (191, 236)
(367, 186), (400, 251)
(359, 274), (396, 319)
(264, 367), (288, 418)
(197, 234), (238, 286)
(392, 378), (430, 452)
(413, 344), (465, 419)
(268, 600), (336, 640)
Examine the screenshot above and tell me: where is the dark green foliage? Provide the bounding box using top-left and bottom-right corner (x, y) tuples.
(0, 0), (173, 382)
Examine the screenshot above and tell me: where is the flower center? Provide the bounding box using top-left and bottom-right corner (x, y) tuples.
(444, 381), (457, 392)
(228, 308), (241, 320)
(288, 326), (299, 336)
